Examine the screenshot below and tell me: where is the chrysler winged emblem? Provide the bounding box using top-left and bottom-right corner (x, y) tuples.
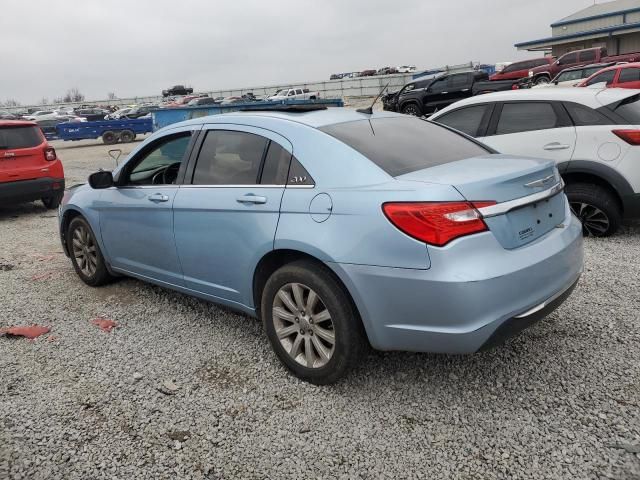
(524, 174), (555, 188)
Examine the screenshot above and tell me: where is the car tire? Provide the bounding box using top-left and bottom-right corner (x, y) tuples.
(102, 131), (117, 145)
(119, 130), (134, 143)
(401, 103), (422, 116)
(261, 260), (367, 385)
(535, 76), (550, 85)
(42, 193), (62, 209)
(565, 182), (622, 237)
(67, 217), (114, 286)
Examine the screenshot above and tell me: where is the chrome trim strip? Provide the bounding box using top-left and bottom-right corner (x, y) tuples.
(477, 181), (564, 218)
(112, 184), (315, 189)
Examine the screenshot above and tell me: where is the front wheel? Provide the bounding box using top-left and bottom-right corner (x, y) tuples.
(102, 131), (117, 145)
(566, 182), (622, 237)
(67, 217), (115, 286)
(534, 76), (550, 85)
(401, 103), (422, 116)
(261, 260), (367, 384)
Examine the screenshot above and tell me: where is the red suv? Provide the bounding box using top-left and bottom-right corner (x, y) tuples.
(0, 120), (65, 209)
(578, 62), (640, 89)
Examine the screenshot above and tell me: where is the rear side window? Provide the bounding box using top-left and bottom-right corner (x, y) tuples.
(433, 105), (488, 137)
(496, 103), (558, 135)
(192, 130), (268, 185)
(259, 141), (291, 185)
(586, 70), (616, 86)
(618, 68), (640, 83)
(564, 103), (612, 126)
(606, 94), (640, 124)
(0, 126), (42, 149)
(319, 117), (490, 177)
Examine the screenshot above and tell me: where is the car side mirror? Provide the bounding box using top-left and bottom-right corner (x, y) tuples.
(89, 170), (114, 189)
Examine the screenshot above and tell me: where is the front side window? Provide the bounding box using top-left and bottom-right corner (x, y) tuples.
(618, 68), (640, 83)
(496, 103), (558, 135)
(580, 50), (596, 62)
(449, 74), (470, 88)
(428, 77), (448, 94)
(558, 52), (578, 65)
(192, 130), (268, 185)
(434, 105), (488, 137)
(556, 70), (582, 82)
(125, 133), (192, 185)
(320, 117), (490, 177)
(586, 70), (616, 86)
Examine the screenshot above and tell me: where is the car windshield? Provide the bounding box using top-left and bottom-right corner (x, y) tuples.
(0, 126), (42, 149)
(319, 116), (490, 177)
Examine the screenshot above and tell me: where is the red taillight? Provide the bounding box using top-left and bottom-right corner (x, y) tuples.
(44, 147), (56, 161)
(382, 201), (496, 247)
(612, 129), (640, 145)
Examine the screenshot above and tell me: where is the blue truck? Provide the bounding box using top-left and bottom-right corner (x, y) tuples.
(56, 118), (153, 144)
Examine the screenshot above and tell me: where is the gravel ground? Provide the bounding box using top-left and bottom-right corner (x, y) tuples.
(1, 137), (639, 480)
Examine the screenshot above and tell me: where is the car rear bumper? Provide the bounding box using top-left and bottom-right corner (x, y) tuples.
(0, 177), (65, 204)
(329, 206), (584, 353)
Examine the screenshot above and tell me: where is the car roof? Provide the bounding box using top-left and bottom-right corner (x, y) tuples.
(0, 120), (37, 127)
(172, 107), (405, 129)
(590, 61), (640, 73)
(431, 87), (637, 113)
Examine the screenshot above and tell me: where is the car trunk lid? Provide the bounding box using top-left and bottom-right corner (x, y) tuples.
(396, 154), (566, 249)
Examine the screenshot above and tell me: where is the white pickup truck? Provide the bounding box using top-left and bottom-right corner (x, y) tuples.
(267, 88), (319, 101)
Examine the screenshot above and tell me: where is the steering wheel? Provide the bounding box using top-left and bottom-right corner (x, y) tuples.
(161, 162), (181, 184)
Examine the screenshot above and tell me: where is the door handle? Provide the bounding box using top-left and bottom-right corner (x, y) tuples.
(461, 88), (470, 92)
(148, 193), (170, 203)
(441, 91), (449, 94)
(236, 194), (267, 204)
(543, 142), (570, 151)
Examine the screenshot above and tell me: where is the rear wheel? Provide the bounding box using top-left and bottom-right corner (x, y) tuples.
(401, 103), (422, 116)
(42, 193), (62, 209)
(102, 131), (117, 145)
(566, 182), (622, 237)
(67, 217), (114, 286)
(119, 130), (134, 143)
(261, 260), (367, 384)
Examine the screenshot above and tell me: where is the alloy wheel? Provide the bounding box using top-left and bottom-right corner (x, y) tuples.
(272, 282), (335, 368)
(570, 201), (610, 236)
(71, 225), (98, 277)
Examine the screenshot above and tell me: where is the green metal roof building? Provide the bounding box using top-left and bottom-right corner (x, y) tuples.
(516, 0), (640, 56)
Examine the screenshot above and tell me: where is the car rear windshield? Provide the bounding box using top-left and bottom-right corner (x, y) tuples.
(0, 126), (42, 149)
(606, 94), (640, 124)
(319, 117), (490, 177)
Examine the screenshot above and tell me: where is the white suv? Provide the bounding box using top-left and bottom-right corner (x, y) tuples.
(430, 88), (640, 236)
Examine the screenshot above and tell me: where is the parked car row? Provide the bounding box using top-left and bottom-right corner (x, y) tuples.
(429, 88), (640, 237)
(329, 65), (416, 80)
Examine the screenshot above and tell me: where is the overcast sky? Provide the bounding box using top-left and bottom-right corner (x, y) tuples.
(1, 0), (594, 105)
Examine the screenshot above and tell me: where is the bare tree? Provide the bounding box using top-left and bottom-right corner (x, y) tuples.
(63, 88), (85, 103)
(107, 92), (117, 100)
(39, 97), (49, 106)
(0, 99), (21, 107)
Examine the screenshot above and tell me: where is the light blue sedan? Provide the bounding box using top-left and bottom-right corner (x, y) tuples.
(59, 107), (584, 384)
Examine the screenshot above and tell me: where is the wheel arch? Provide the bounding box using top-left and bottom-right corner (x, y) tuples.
(252, 249), (369, 342)
(59, 208), (84, 257)
(560, 160), (633, 213)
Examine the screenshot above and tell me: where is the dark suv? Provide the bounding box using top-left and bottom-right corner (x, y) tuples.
(395, 71), (489, 116)
(162, 85), (194, 97)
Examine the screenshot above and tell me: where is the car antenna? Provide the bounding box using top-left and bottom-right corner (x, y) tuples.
(356, 83), (390, 114)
